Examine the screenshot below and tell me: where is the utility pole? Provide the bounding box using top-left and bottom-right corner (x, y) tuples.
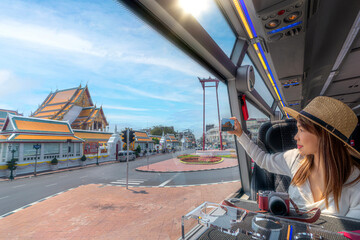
(126, 128), (129, 190)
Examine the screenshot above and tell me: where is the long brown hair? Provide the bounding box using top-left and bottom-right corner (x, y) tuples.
(291, 116), (360, 211)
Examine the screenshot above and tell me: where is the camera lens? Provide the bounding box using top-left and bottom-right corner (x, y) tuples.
(269, 196), (288, 215)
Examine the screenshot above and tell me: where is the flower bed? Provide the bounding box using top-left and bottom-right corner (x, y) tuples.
(180, 156), (223, 165)
(217, 154), (237, 158)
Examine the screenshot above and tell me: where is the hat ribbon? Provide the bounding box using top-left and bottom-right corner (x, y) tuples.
(299, 111), (348, 142)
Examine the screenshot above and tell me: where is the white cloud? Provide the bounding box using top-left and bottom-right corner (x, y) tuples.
(103, 105), (148, 111)
(0, 20), (104, 57)
(115, 84), (197, 104)
(106, 114), (164, 123)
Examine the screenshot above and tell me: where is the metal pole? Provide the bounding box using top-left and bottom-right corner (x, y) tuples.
(202, 83), (205, 151)
(126, 128), (129, 190)
(96, 144), (99, 165)
(34, 148), (38, 176)
(215, 81), (223, 150)
(147, 152), (149, 170)
(67, 141), (70, 168)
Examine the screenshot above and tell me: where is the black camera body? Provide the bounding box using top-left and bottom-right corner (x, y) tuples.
(257, 190), (290, 216)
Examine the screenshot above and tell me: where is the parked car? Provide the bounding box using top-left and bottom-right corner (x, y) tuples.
(118, 151), (136, 162)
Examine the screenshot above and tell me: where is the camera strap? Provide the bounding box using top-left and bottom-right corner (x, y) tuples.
(221, 199), (321, 223)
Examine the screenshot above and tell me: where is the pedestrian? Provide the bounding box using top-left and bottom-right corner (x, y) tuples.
(229, 96), (360, 218)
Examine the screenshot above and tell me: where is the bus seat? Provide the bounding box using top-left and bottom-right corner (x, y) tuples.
(250, 119), (297, 200)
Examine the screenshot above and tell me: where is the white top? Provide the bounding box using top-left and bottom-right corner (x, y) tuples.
(238, 133), (360, 219)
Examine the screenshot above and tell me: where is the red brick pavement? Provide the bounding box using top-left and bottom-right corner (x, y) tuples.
(136, 157), (238, 172)
(0, 182), (241, 240)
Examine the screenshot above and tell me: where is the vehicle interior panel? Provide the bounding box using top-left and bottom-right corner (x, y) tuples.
(250, 119), (297, 200)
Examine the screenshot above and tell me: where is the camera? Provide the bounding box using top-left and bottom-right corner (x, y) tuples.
(221, 118), (235, 131)
(257, 190), (290, 216)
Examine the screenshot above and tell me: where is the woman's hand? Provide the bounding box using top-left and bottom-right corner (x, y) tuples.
(228, 117), (243, 137)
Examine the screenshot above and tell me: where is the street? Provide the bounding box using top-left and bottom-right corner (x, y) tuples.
(0, 150), (240, 216)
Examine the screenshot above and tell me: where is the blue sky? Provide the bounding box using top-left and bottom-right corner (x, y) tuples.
(0, 0), (268, 138)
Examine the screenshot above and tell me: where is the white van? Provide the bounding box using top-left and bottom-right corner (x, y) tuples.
(118, 151), (136, 162)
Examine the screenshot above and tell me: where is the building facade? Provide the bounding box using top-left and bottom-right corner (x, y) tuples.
(32, 85), (108, 131)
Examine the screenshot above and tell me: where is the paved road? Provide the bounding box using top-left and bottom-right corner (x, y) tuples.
(0, 150), (240, 216)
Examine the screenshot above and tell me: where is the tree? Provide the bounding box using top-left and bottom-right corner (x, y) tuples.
(150, 125), (176, 135)
(152, 138), (159, 144)
(135, 145), (141, 154)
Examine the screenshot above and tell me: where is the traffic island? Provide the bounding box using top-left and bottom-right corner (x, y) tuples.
(136, 156), (238, 173)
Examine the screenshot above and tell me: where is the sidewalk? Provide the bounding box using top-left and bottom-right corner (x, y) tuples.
(0, 161), (117, 182)
(136, 157), (238, 173)
(0, 182), (241, 239)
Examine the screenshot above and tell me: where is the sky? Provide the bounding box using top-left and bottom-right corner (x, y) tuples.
(0, 0), (270, 138)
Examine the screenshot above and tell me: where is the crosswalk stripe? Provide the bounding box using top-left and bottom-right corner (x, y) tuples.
(110, 181), (142, 185)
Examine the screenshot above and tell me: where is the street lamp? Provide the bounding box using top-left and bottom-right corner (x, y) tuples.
(8, 144), (19, 180)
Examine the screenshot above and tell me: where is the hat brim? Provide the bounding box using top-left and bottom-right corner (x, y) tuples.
(283, 107), (360, 159)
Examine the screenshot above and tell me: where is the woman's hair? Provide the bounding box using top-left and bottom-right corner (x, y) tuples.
(291, 115), (360, 211)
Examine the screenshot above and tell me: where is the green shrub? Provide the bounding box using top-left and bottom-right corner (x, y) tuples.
(80, 155), (87, 161)
(50, 157), (58, 165)
(135, 145), (141, 154)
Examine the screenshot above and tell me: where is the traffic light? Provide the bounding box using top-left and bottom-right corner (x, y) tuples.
(129, 130), (136, 143)
(121, 130), (127, 143)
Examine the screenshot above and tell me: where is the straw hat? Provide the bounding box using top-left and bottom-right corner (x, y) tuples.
(283, 96), (360, 159)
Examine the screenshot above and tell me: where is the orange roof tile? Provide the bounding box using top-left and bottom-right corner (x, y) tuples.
(48, 89), (77, 105)
(33, 111), (59, 117)
(137, 138), (153, 142)
(14, 119), (71, 133)
(79, 108), (93, 117)
(13, 135), (79, 141)
(135, 132), (148, 138)
(74, 132), (112, 141)
(40, 104), (65, 112)
(71, 89), (83, 103)
(0, 135), (9, 140)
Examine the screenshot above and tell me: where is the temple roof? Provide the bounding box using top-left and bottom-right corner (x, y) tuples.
(0, 115), (83, 143)
(72, 106), (108, 128)
(32, 85), (108, 129)
(0, 109), (21, 130)
(134, 131), (153, 143)
(32, 85), (90, 120)
(73, 130), (113, 143)
(168, 134), (179, 142)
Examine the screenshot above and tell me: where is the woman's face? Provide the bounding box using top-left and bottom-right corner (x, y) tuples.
(294, 122), (320, 156)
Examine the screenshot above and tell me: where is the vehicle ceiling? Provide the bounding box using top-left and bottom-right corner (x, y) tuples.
(117, 0), (360, 116)
(247, 0), (360, 115)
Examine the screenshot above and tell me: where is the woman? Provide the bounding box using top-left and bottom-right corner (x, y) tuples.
(229, 96), (360, 218)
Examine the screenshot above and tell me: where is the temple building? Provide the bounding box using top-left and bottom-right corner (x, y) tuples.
(31, 85), (108, 131)
(0, 109), (21, 130)
(134, 131), (154, 152)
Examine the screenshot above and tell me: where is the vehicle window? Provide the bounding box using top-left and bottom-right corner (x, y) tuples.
(0, 1), (241, 239)
(246, 102), (270, 142)
(179, 0), (236, 57)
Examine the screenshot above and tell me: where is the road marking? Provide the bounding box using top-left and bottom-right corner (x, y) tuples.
(80, 176), (88, 179)
(12, 184), (26, 188)
(0, 196), (9, 200)
(158, 173), (180, 187)
(45, 183), (57, 187)
(110, 181), (141, 185)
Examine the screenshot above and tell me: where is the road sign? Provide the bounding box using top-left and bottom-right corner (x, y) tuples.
(33, 144), (41, 150)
